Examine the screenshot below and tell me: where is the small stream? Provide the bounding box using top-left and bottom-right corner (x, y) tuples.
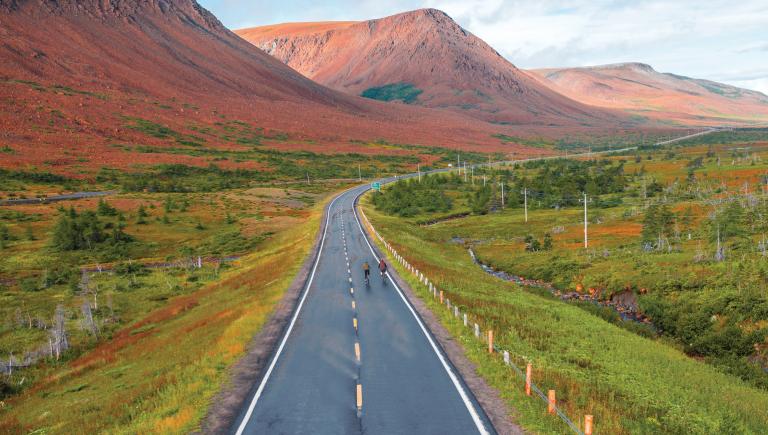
(468, 247), (654, 326)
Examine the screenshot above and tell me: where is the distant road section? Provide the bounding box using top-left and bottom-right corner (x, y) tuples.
(0, 191), (116, 206)
(654, 127), (727, 146)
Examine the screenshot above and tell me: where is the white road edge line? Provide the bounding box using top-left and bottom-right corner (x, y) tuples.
(235, 191), (345, 435)
(352, 191), (490, 435)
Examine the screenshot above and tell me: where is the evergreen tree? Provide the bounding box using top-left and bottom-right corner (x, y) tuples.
(642, 204), (676, 249)
(52, 208), (131, 251)
(710, 201), (748, 250)
(641, 204), (660, 243)
(681, 206), (694, 239)
(0, 223), (8, 249)
(163, 195), (175, 213)
(137, 205), (148, 224)
(542, 233), (553, 250)
(97, 199), (118, 216)
(468, 186), (491, 215)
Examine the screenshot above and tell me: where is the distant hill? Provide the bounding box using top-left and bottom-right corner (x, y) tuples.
(530, 63), (768, 126)
(236, 9), (627, 127)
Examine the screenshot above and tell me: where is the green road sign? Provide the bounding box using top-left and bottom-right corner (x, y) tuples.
(371, 182), (381, 191)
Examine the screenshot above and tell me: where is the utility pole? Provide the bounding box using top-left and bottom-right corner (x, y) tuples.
(523, 188), (528, 223)
(306, 172), (310, 185)
(582, 193), (588, 248)
(483, 175), (486, 186)
(501, 182), (505, 208)
(471, 166), (474, 185)
(457, 153), (460, 171)
(464, 162), (468, 182)
(358, 164), (362, 182)
(418, 163), (421, 183)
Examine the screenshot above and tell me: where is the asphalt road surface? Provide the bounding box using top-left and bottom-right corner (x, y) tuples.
(0, 190), (116, 206)
(232, 183), (494, 434)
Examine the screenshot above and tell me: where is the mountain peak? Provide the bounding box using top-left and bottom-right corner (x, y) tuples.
(3, 0), (226, 33)
(380, 8), (463, 30)
(403, 7), (452, 20)
(236, 12), (620, 126)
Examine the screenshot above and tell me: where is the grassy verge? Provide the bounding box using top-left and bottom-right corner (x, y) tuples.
(361, 194), (768, 434)
(0, 188), (336, 433)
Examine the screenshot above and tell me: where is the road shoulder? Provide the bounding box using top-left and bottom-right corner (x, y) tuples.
(199, 196), (332, 434)
(356, 200), (525, 435)
(383, 258), (525, 435)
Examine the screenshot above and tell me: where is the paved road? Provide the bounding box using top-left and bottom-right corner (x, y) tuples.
(0, 190), (116, 206)
(232, 183), (494, 434)
(229, 136), (706, 434)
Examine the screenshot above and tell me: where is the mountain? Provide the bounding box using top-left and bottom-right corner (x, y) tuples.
(0, 0), (546, 174)
(530, 63), (768, 126)
(235, 9), (626, 127)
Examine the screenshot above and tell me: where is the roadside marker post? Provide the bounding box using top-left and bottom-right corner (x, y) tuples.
(488, 330), (494, 353)
(454, 306), (459, 318)
(525, 363), (532, 396)
(474, 323), (480, 338)
(463, 313), (468, 327)
(548, 390), (556, 415)
(503, 351), (509, 365)
(584, 415), (593, 435)
(439, 290), (444, 303)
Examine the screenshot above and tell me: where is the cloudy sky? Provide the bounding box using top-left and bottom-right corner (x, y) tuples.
(199, 0), (768, 94)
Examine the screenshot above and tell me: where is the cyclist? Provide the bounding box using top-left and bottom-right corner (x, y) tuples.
(378, 258), (387, 277)
(362, 261), (370, 283)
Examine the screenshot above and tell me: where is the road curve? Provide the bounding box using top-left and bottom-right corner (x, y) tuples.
(230, 182), (495, 434)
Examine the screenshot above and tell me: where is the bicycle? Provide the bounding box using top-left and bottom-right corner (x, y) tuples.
(362, 261), (371, 286)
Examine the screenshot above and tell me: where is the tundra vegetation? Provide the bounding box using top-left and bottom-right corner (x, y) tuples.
(364, 130), (768, 433)
(360, 82), (423, 104)
(1, 117), (458, 431)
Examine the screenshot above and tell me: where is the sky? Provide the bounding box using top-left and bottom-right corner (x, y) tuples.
(199, 0), (768, 94)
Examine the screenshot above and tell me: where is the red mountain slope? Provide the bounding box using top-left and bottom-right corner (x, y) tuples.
(531, 63), (768, 126)
(236, 9), (626, 127)
(1, 0), (564, 175)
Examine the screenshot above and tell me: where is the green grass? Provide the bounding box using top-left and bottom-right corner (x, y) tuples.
(124, 117), (206, 147)
(362, 194), (768, 434)
(361, 83), (423, 104)
(7, 79), (108, 100)
(0, 186), (340, 433)
(493, 134), (554, 148)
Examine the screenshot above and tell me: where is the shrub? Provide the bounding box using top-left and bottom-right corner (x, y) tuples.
(52, 207), (132, 251)
(97, 199), (118, 216)
(114, 262), (149, 276)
